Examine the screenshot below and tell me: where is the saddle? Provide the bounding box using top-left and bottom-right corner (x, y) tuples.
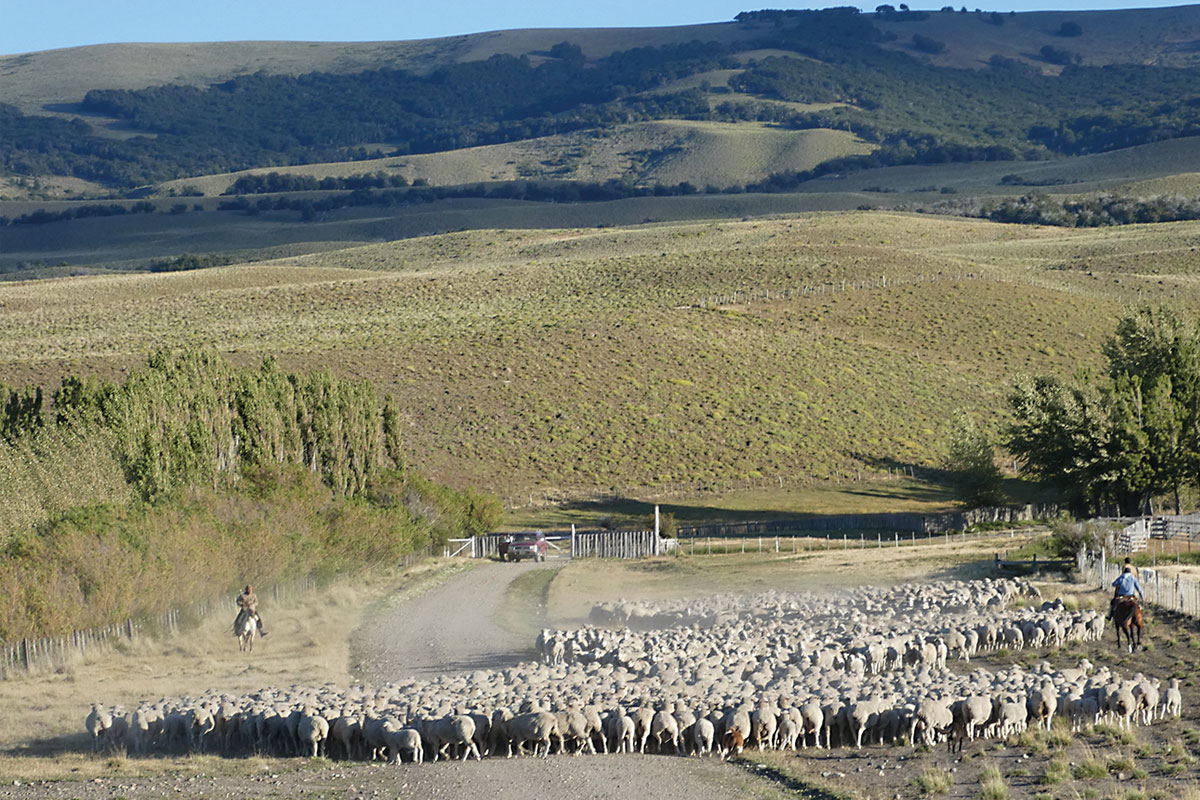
(233, 607), (257, 632)
(1115, 595), (1139, 606)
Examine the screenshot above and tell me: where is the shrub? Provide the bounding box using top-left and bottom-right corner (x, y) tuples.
(1041, 45), (1079, 66)
(1092, 723), (1136, 745)
(980, 776), (1009, 800)
(1047, 519), (1111, 557)
(1107, 755), (1135, 773)
(1074, 756), (1108, 779)
(1041, 757), (1071, 785)
(916, 767), (953, 794)
(1046, 726), (1074, 748)
(913, 34), (948, 54)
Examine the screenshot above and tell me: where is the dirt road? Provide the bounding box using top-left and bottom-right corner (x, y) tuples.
(352, 557), (557, 681)
(0, 555), (792, 800)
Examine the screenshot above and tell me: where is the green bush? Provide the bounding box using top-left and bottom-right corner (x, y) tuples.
(1041, 757), (1071, 785)
(1073, 757), (1108, 779)
(915, 767), (952, 794)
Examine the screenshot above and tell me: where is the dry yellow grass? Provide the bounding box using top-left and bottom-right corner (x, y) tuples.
(1115, 173), (1200, 197)
(0, 559), (472, 778)
(1, 212), (1197, 503)
(157, 121), (872, 196)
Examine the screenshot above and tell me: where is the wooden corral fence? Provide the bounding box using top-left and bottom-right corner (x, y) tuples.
(0, 549), (427, 678)
(993, 553), (1074, 573)
(1078, 547), (1200, 618)
(445, 534), (568, 559)
(572, 530), (666, 559)
(1117, 518), (1151, 554)
(1110, 513), (1200, 555)
(447, 531), (671, 560)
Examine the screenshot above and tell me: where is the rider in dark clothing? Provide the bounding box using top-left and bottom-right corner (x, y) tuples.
(236, 584), (268, 636)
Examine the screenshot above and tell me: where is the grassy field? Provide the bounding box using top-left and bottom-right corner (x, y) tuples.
(156, 121), (874, 197)
(0, 211), (1197, 510)
(871, 4), (1200, 70)
(799, 135), (1200, 198)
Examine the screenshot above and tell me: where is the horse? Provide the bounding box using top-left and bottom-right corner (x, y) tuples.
(235, 611), (258, 653)
(1112, 596), (1143, 653)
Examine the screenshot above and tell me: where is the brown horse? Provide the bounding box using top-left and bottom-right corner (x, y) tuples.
(1112, 596), (1143, 652)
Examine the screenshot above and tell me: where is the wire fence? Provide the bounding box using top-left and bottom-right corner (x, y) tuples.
(0, 549), (430, 679)
(678, 526), (1041, 556)
(1077, 548), (1200, 618)
(677, 504), (1058, 538)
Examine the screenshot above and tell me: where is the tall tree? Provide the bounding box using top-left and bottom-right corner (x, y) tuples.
(944, 412), (1006, 508)
(1007, 307), (1200, 516)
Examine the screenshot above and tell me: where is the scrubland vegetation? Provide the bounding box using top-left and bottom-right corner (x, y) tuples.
(0, 351), (499, 640)
(0, 212), (1194, 515)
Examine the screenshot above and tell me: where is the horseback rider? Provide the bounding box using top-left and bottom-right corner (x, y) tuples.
(1108, 564), (1144, 620)
(235, 584), (268, 637)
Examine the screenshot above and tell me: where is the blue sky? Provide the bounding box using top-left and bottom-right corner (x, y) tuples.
(1, 1), (1190, 56)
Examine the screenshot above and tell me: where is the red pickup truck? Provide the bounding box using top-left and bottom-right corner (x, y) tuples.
(505, 532), (548, 562)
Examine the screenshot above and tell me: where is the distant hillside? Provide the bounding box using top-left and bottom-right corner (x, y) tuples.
(155, 121), (874, 196)
(6, 6), (1200, 203)
(6, 6), (1200, 113)
(0, 23), (765, 118)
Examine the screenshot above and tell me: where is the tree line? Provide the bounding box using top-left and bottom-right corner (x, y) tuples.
(7, 8), (1200, 193)
(951, 308), (1200, 517)
(10, 350), (402, 500)
(0, 351), (502, 639)
(918, 192), (1200, 228)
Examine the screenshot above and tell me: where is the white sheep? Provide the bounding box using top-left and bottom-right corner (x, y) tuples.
(386, 727), (423, 764)
(1162, 678), (1183, 719)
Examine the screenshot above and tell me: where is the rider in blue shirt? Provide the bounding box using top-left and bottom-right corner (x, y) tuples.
(1108, 565), (1144, 619)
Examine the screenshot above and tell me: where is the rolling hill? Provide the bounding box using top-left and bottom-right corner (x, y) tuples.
(6, 6), (1200, 515)
(154, 121), (874, 196)
(1, 211), (1196, 507)
(7, 4), (1200, 211)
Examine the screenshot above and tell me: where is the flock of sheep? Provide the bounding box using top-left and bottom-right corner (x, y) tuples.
(85, 577), (1182, 763)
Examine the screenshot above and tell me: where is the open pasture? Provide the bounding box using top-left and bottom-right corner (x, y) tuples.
(1, 212), (1198, 504)
(155, 121), (873, 197)
(10, 536), (1200, 800)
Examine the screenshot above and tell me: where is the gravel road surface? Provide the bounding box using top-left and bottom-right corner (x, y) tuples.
(352, 558), (557, 682)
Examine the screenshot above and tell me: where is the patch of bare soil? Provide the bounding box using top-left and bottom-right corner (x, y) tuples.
(0, 754), (780, 800)
(352, 558), (562, 681)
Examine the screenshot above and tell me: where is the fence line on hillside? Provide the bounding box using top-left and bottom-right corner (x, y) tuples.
(679, 526), (1040, 557)
(0, 550), (429, 679)
(678, 504), (1058, 538)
